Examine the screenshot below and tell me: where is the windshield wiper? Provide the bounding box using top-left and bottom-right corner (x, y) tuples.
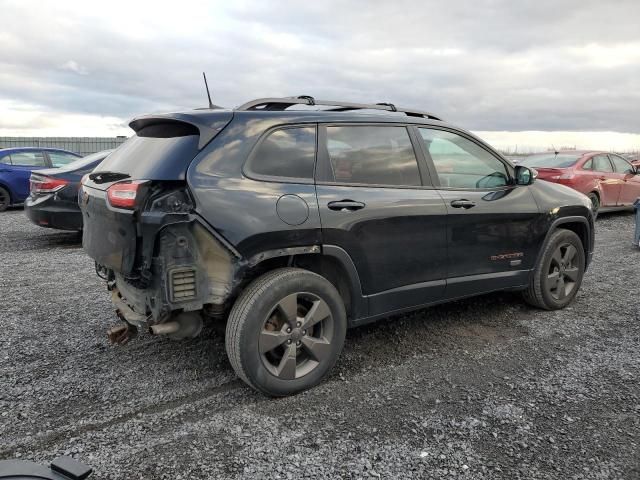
(89, 171), (131, 184)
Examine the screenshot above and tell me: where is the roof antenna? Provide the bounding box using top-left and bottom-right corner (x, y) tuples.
(202, 72), (214, 109)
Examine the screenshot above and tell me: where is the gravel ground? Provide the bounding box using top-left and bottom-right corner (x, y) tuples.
(0, 208), (639, 479)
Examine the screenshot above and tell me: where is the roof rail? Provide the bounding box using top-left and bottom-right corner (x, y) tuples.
(235, 96), (443, 121)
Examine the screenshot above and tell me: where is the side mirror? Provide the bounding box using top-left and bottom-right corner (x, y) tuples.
(515, 165), (536, 185)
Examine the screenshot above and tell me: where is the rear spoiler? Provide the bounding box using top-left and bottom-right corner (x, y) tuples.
(129, 111), (233, 150)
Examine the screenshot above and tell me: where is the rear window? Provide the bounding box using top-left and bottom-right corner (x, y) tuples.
(48, 151), (80, 167)
(94, 124), (200, 180)
(519, 154), (581, 168)
(58, 150), (111, 171)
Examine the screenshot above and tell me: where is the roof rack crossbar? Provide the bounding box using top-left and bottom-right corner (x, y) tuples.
(235, 96), (442, 121)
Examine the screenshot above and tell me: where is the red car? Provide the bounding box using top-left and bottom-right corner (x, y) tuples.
(519, 151), (640, 214)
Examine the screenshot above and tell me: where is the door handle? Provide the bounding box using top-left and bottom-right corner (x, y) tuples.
(450, 199), (476, 209)
(599, 176), (606, 181)
(327, 200), (365, 211)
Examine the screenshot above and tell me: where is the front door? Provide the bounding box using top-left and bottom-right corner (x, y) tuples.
(415, 127), (543, 299)
(315, 124), (448, 316)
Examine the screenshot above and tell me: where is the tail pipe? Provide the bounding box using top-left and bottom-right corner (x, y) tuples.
(149, 322), (180, 336)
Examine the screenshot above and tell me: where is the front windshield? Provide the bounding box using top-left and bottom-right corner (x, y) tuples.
(519, 153), (581, 168)
(62, 150), (111, 170)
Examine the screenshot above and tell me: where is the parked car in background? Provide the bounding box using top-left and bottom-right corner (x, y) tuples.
(25, 150), (112, 230)
(519, 151), (640, 215)
(0, 147), (81, 212)
(79, 96), (594, 396)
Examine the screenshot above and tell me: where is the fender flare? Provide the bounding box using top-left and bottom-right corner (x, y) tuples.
(322, 245), (367, 321)
(533, 215), (593, 271)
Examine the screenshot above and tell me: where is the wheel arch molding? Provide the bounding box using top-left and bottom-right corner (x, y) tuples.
(239, 244), (367, 323)
(534, 215), (594, 272)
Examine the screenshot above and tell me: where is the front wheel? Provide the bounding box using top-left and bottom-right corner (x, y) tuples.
(523, 229), (585, 310)
(225, 268), (347, 396)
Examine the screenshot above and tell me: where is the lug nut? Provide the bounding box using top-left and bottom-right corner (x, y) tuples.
(287, 339), (292, 344)
(296, 341), (301, 346)
(286, 327), (291, 333)
(296, 321), (301, 327)
(302, 330), (307, 335)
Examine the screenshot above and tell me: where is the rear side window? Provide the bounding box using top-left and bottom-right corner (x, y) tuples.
(246, 127), (316, 180)
(48, 152), (79, 167)
(592, 155), (613, 172)
(419, 128), (509, 189)
(325, 126), (421, 186)
(0, 154), (11, 165)
(9, 151), (46, 167)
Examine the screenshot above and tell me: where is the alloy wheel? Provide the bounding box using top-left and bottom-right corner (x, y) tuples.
(259, 292), (334, 380)
(546, 242), (580, 301)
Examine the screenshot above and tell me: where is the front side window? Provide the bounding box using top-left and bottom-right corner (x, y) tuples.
(609, 155), (633, 174)
(592, 155), (613, 173)
(9, 151), (46, 167)
(247, 127), (316, 180)
(48, 152), (79, 167)
(419, 129), (509, 189)
(582, 158), (593, 170)
(0, 154), (11, 165)
(325, 126), (421, 186)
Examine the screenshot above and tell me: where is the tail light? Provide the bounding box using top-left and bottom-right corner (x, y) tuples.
(106, 180), (145, 209)
(30, 176), (69, 194)
(549, 173), (573, 180)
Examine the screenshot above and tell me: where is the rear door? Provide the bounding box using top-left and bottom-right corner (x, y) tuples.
(609, 154), (640, 205)
(415, 127), (542, 298)
(590, 154), (620, 207)
(315, 124), (448, 316)
(6, 150), (48, 201)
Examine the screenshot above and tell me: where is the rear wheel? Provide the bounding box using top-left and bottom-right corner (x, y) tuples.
(588, 193), (600, 219)
(0, 187), (10, 212)
(225, 268), (347, 396)
(523, 229), (585, 310)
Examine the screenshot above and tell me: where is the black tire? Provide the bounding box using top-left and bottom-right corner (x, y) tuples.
(0, 186), (10, 212)
(588, 192), (600, 219)
(225, 267), (347, 396)
(523, 229), (585, 310)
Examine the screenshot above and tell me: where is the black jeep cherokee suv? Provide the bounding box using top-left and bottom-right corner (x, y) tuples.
(80, 96), (594, 396)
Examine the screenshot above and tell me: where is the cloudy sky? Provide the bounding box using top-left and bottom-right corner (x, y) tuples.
(1, 0), (639, 151)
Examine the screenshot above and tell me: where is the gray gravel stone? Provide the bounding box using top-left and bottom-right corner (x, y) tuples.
(0, 208), (638, 479)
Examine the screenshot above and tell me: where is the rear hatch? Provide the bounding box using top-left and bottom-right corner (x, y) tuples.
(81, 111), (232, 274)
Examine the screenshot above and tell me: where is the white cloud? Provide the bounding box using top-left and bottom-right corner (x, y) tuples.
(0, 0), (639, 148)
(61, 60), (88, 75)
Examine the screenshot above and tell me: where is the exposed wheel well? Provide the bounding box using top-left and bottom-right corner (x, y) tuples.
(239, 253), (354, 319)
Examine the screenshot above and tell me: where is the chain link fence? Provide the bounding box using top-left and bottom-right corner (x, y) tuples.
(0, 137), (128, 156)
